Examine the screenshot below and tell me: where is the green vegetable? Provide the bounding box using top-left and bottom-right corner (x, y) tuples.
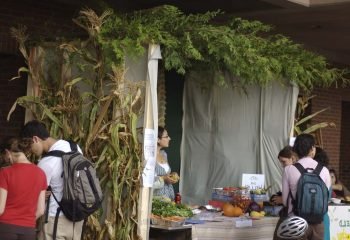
(152, 198), (193, 217)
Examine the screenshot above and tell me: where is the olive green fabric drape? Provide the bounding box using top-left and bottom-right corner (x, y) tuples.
(180, 74), (298, 205)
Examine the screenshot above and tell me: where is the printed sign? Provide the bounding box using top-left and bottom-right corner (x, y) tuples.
(142, 128), (157, 187)
(242, 174), (265, 189)
(329, 205), (350, 240)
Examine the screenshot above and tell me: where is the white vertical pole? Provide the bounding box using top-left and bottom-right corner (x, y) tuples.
(138, 44), (162, 240)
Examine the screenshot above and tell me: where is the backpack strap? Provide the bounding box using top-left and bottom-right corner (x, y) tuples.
(44, 186), (52, 224)
(42, 150), (65, 158)
(313, 163), (324, 176)
(294, 162), (323, 176)
(41, 140), (77, 158)
(68, 141), (78, 152)
(293, 162), (306, 174)
(291, 163), (305, 207)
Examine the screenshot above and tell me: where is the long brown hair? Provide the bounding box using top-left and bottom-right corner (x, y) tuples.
(278, 146), (298, 162)
(0, 137), (33, 157)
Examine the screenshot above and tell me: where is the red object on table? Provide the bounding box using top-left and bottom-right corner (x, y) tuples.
(208, 200), (224, 209)
(175, 193), (182, 204)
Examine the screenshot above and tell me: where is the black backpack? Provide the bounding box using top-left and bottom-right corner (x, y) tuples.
(44, 141), (103, 238)
(291, 162), (329, 224)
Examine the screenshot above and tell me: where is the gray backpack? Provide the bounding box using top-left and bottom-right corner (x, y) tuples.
(44, 141), (103, 222)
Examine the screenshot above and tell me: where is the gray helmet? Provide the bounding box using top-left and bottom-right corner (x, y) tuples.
(277, 216), (308, 239)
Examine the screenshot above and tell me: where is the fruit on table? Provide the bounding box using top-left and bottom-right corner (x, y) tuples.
(248, 202), (261, 212)
(250, 211), (266, 218)
(168, 172), (180, 181)
(223, 203), (243, 217)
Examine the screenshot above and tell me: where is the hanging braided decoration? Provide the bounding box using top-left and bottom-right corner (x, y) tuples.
(157, 67), (166, 127)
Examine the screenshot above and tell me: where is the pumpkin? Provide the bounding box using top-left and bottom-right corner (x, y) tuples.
(223, 203), (243, 217)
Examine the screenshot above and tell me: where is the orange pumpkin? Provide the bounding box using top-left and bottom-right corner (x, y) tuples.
(223, 203), (243, 217)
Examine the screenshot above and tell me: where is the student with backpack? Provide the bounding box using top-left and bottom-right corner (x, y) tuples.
(21, 120), (102, 240)
(282, 134), (331, 240)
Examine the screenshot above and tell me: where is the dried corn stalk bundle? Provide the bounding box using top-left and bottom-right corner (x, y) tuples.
(9, 9), (145, 240)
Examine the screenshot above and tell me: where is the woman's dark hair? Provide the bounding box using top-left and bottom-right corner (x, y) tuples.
(158, 126), (165, 139)
(314, 147), (329, 167)
(0, 137), (33, 156)
(293, 134), (315, 158)
(20, 120), (49, 140)
(278, 146), (295, 159)
(329, 169), (339, 184)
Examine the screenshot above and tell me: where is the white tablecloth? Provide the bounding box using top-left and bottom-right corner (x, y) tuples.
(192, 217), (279, 240)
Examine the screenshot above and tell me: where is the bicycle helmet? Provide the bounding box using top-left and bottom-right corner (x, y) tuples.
(277, 216), (308, 239)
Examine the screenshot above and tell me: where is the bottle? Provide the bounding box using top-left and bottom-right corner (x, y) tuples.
(175, 192), (181, 204)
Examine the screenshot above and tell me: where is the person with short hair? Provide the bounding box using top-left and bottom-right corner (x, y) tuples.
(0, 137), (47, 240)
(282, 134), (331, 240)
(20, 120), (83, 240)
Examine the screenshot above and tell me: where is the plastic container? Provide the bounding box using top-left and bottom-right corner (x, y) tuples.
(151, 215), (186, 227)
(263, 205), (283, 216)
(175, 193), (182, 204)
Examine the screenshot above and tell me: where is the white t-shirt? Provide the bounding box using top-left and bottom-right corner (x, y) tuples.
(159, 162), (170, 173)
(38, 139), (82, 217)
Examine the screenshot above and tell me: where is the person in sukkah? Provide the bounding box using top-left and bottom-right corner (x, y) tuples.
(329, 168), (350, 201)
(153, 126), (179, 201)
(270, 146), (298, 205)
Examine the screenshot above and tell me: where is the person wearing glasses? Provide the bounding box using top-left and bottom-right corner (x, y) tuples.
(153, 126), (179, 201)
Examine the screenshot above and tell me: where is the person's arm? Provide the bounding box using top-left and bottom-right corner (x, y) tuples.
(282, 168), (290, 207)
(35, 190), (46, 219)
(0, 188), (8, 216)
(271, 195), (283, 205)
(332, 183), (344, 191)
(162, 175), (178, 184)
(342, 183), (350, 197)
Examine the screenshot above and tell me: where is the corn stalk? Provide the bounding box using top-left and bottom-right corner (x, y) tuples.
(294, 95), (335, 136)
(9, 9), (145, 240)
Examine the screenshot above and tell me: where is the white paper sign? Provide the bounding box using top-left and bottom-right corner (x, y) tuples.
(242, 174), (265, 189)
(142, 128), (157, 187)
(329, 205), (350, 239)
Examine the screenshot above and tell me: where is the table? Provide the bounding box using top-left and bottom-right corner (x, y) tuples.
(192, 217), (279, 240)
(150, 224), (192, 240)
(150, 205), (350, 240)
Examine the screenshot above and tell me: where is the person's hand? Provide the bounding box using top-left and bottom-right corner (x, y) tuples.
(270, 195), (283, 205)
(163, 174), (178, 184)
(45, 190), (52, 201)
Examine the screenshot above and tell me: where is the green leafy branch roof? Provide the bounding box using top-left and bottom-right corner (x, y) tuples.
(94, 5), (347, 91)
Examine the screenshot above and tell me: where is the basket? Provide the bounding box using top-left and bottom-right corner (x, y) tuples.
(151, 214), (186, 227)
(232, 189), (251, 213)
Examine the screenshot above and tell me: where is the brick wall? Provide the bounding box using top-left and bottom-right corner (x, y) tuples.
(311, 86), (350, 188)
(0, 0), (81, 55)
(340, 101), (350, 187)
(0, 55), (27, 139)
(0, 0), (82, 139)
